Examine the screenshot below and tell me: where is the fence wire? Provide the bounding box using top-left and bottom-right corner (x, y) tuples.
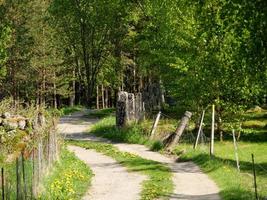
(0, 116), (59, 200)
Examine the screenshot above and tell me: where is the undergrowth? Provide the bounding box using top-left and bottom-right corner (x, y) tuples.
(40, 148), (92, 200)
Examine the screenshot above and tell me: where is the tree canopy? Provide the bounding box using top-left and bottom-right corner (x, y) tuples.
(0, 0), (265, 113)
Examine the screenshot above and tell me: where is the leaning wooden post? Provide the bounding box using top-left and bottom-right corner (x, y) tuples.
(166, 111), (192, 152)
(210, 104), (215, 156)
(232, 130), (240, 172)
(194, 110), (205, 149)
(150, 111), (161, 139)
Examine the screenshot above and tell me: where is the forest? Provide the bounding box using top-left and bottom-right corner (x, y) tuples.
(0, 0), (267, 199)
(0, 0), (266, 113)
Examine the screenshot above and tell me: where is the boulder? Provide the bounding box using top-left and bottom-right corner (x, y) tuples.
(2, 119), (18, 130)
(2, 112), (11, 118)
(18, 120), (26, 130)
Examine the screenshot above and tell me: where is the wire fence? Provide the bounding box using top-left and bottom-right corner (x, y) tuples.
(191, 125), (267, 199)
(151, 110), (267, 199)
(0, 114), (60, 200)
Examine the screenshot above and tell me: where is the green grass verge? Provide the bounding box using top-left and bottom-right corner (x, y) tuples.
(59, 106), (84, 116)
(175, 142), (267, 200)
(88, 115), (167, 152)
(90, 116), (149, 144)
(69, 140), (173, 200)
(86, 108), (115, 119)
(39, 148), (92, 200)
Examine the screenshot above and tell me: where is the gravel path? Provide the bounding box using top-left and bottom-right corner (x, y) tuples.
(68, 145), (146, 200)
(114, 143), (221, 200)
(58, 110), (146, 200)
(58, 110), (221, 200)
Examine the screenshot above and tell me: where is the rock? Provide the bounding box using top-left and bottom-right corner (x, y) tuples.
(2, 119), (18, 130)
(2, 112), (11, 118)
(18, 120), (26, 130)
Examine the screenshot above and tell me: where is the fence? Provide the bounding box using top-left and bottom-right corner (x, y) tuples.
(0, 112), (59, 199)
(149, 109), (267, 199)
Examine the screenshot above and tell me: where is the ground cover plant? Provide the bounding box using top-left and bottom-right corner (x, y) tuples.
(69, 140), (173, 200)
(40, 148), (92, 200)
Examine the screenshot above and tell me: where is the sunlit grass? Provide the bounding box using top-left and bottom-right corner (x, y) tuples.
(40, 148), (92, 200)
(175, 142), (267, 200)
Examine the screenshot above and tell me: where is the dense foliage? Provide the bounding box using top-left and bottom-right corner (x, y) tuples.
(0, 0), (266, 113)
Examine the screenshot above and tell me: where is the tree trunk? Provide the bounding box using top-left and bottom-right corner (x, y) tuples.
(69, 69), (76, 107)
(74, 48), (81, 105)
(216, 106), (223, 141)
(105, 88), (109, 109)
(102, 84), (105, 109)
(96, 85), (99, 109)
(53, 72), (57, 109)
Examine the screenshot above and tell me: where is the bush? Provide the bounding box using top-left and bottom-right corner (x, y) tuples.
(150, 140), (164, 151)
(242, 120), (266, 128)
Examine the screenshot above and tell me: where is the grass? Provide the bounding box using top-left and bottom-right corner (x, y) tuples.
(175, 142), (267, 200)
(69, 140), (173, 200)
(39, 148), (92, 200)
(59, 106), (84, 116)
(88, 114), (196, 152)
(0, 158), (34, 199)
(86, 108), (115, 119)
(90, 116), (151, 144)
(86, 107), (267, 199)
(87, 110), (182, 151)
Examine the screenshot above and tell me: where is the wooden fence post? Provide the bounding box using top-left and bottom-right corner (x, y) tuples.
(232, 130), (240, 172)
(166, 111), (192, 152)
(210, 104), (215, 156)
(116, 92), (128, 127)
(16, 158), (20, 200)
(21, 152), (27, 199)
(252, 154), (258, 200)
(1, 168), (4, 200)
(32, 148), (37, 198)
(150, 111), (161, 139)
(194, 110), (205, 149)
